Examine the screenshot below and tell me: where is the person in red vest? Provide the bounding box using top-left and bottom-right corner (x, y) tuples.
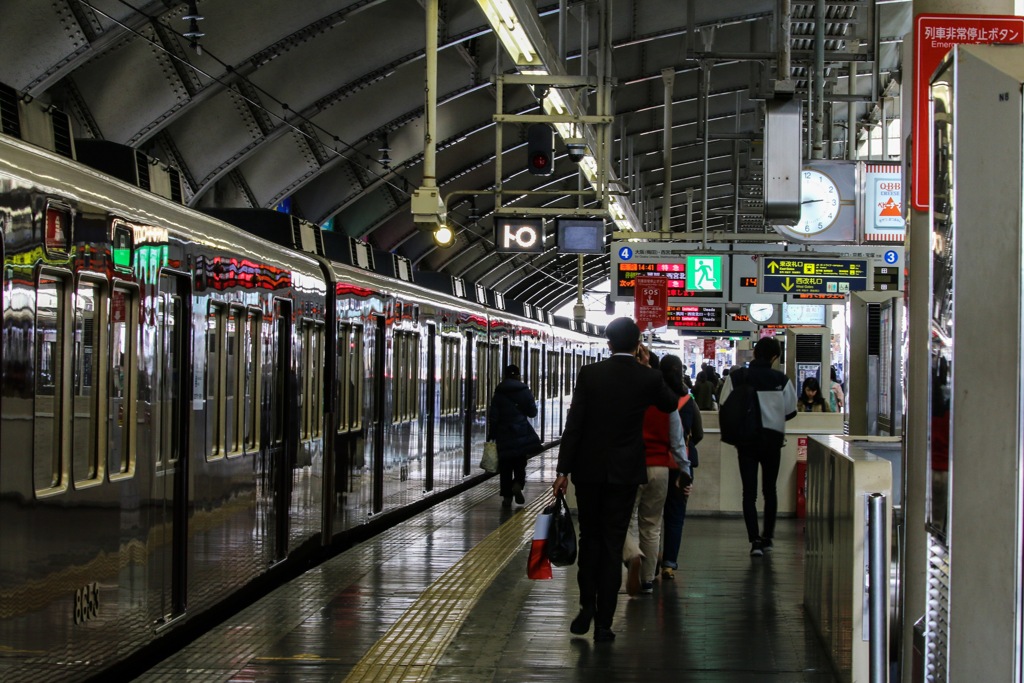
(621, 352), (692, 595)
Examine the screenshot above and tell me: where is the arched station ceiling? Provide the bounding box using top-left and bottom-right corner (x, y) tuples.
(0, 0), (910, 313)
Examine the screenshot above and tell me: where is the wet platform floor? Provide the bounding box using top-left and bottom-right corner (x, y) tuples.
(136, 452), (837, 682)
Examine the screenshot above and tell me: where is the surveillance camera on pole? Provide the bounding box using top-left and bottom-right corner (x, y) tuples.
(564, 138), (590, 163)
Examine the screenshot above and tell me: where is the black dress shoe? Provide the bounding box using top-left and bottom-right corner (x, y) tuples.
(513, 484), (525, 504)
(593, 626), (616, 642)
(569, 609), (594, 635)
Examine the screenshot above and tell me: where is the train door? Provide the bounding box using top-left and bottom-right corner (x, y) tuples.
(425, 323), (436, 492)
(264, 298), (292, 562)
(462, 331), (474, 476)
(153, 271), (190, 625)
(371, 314), (385, 513)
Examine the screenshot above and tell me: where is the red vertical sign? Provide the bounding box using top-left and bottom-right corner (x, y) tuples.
(912, 14), (1024, 211)
(634, 275), (667, 331)
(703, 339), (716, 358)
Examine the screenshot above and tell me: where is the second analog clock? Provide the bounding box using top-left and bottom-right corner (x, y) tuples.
(748, 303), (775, 323)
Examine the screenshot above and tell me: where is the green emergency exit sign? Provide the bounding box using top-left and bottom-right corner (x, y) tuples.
(684, 255), (722, 292)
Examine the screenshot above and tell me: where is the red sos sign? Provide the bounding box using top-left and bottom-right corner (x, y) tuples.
(634, 276), (667, 331)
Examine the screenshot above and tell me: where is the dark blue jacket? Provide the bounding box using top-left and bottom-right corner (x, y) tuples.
(488, 379), (541, 458)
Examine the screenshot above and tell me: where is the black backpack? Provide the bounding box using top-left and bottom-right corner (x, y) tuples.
(718, 368), (762, 447)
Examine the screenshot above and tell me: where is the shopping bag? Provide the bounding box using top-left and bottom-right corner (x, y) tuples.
(479, 441), (499, 473)
(545, 491), (577, 567)
(526, 508), (553, 580)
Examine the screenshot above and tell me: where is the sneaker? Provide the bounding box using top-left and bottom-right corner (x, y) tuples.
(641, 581), (654, 594)
(626, 555), (642, 595)
(750, 540), (764, 557)
(761, 537), (774, 552)
(501, 496), (512, 509)
(661, 567), (675, 581)
(512, 484), (525, 505)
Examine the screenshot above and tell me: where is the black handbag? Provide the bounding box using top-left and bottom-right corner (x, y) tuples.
(544, 491), (578, 567)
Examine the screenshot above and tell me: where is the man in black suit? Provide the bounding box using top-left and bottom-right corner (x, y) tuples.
(553, 317), (681, 642)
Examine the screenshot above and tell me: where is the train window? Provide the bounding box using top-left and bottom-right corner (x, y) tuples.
(510, 345), (523, 371)
(392, 330), (420, 423)
(564, 352), (574, 394)
(207, 302), (226, 459)
(334, 323), (364, 434)
(440, 336), (460, 416)
(108, 283), (138, 478)
(243, 308), (262, 452)
(488, 343), (500, 404)
(153, 289), (184, 469)
(474, 340), (490, 413)
(547, 351), (559, 399)
(529, 348), (541, 396)
(336, 323), (351, 433)
(350, 325), (364, 431)
(225, 306), (241, 455)
(34, 271), (70, 497)
(269, 299), (291, 446)
(72, 278), (105, 487)
(300, 320), (324, 439)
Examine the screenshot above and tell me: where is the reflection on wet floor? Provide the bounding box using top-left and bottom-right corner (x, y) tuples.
(138, 453), (837, 682)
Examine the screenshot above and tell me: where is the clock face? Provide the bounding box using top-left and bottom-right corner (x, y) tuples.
(793, 169), (840, 235)
(748, 303), (775, 323)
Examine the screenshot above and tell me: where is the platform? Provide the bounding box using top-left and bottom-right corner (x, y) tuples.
(135, 452), (837, 682)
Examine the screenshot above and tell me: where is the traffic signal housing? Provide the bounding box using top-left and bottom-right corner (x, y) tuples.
(527, 123), (554, 176)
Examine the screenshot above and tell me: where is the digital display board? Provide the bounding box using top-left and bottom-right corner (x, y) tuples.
(666, 305), (723, 328)
(782, 303), (826, 326)
(614, 262), (724, 300)
(495, 218), (544, 253)
(557, 218), (605, 254)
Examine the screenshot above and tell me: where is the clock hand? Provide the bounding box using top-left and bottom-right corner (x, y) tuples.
(801, 199), (823, 204)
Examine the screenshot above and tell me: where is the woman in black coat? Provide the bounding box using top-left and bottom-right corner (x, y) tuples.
(488, 364), (542, 507)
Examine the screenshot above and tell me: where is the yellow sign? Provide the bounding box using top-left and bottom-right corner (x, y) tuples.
(764, 258), (865, 278)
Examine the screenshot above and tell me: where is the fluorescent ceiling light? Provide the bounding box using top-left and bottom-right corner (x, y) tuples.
(476, 0), (539, 66)
(543, 89), (569, 115)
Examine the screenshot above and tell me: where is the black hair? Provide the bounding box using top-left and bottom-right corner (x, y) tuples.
(753, 336), (782, 362)
(605, 317), (641, 353)
(801, 376), (826, 406)
(659, 354), (687, 397)
(504, 364), (521, 379)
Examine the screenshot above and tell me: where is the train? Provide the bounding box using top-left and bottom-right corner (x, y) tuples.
(0, 133), (606, 681)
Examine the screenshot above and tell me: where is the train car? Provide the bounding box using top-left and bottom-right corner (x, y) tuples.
(0, 133), (330, 681)
(0, 134), (605, 681)
(203, 209), (602, 538)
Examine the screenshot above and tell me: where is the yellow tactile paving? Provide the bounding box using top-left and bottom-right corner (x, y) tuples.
(342, 495), (549, 683)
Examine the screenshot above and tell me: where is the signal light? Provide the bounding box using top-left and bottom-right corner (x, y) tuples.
(527, 123), (554, 176)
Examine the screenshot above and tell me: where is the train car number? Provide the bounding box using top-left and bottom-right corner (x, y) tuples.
(73, 582), (100, 624)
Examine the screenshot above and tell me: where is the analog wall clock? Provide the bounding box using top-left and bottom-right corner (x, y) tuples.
(772, 161), (856, 242)
(794, 169), (840, 234)
(748, 303), (775, 323)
